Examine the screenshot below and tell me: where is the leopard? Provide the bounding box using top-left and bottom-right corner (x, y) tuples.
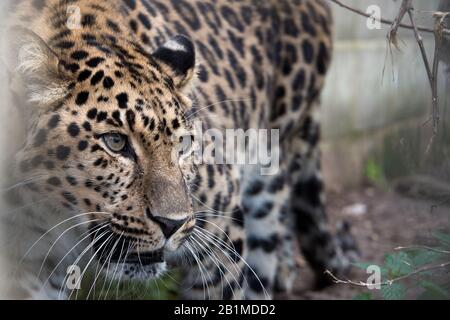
(0, 0), (358, 300)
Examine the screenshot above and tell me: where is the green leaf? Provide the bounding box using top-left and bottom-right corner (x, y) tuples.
(352, 262), (388, 275)
(381, 283), (406, 300)
(353, 292), (373, 300)
(419, 280), (450, 300)
(364, 158), (384, 186)
(407, 249), (445, 267)
(75, 270), (181, 300)
(352, 262), (375, 270)
(433, 231), (450, 246)
(384, 252), (414, 277)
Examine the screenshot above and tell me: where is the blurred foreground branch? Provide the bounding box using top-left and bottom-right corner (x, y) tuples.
(325, 261), (450, 288)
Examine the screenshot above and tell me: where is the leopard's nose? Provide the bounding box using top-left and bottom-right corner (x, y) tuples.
(152, 215), (189, 238)
(146, 208), (190, 238)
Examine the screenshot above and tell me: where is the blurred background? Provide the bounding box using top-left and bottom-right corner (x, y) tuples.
(294, 0), (450, 300)
(323, 0), (449, 190)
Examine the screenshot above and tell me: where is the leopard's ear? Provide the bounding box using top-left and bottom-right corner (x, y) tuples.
(4, 26), (70, 106)
(152, 35), (197, 91)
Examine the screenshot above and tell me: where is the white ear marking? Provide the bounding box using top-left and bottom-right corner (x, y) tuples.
(163, 40), (187, 52)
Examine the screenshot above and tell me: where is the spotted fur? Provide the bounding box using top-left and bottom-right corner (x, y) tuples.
(1, 0), (358, 300)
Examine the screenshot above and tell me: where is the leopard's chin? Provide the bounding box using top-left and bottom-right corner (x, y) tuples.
(97, 249), (167, 280)
(102, 261), (167, 281)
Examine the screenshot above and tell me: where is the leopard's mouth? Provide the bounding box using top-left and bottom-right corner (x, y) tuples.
(96, 247), (167, 280)
(102, 260), (167, 281)
(91, 230), (167, 279)
(108, 250), (165, 265)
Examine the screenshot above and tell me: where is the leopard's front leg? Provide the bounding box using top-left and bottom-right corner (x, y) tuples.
(240, 165), (290, 300)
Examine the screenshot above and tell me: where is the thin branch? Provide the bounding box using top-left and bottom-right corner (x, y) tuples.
(431, 16), (442, 135)
(407, 8), (434, 86)
(325, 261), (450, 288)
(389, 0), (413, 49)
(395, 245), (450, 255)
(406, 3), (439, 137)
(329, 0), (450, 36)
(432, 12), (450, 130)
(329, 0), (434, 34)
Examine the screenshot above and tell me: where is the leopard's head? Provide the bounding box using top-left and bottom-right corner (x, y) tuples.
(7, 27), (200, 280)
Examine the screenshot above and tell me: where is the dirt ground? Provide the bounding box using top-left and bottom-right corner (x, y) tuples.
(280, 187), (450, 300)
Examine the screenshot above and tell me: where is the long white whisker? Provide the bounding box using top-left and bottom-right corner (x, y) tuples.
(191, 194), (239, 215)
(18, 211), (109, 268)
(195, 211), (243, 223)
(196, 226), (270, 299)
(191, 238), (216, 300)
(36, 218), (102, 279)
(184, 98), (253, 121)
(84, 232), (116, 300)
(191, 234), (229, 299)
(193, 230), (244, 297)
(71, 231), (115, 300)
(57, 227), (108, 299)
(185, 241), (210, 300)
(103, 233), (126, 300)
(39, 222), (109, 294)
(2, 197), (50, 217)
(98, 232), (123, 299)
(115, 240), (133, 300)
(194, 229), (246, 295)
(195, 218), (237, 253)
(0, 175), (51, 193)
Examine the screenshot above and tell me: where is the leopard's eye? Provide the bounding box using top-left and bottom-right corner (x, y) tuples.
(102, 133), (127, 153)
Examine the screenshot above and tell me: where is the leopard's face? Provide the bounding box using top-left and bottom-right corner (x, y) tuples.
(11, 30), (199, 280)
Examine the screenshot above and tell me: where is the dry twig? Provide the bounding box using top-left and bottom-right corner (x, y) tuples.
(395, 245), (450, 255)
(329, 0), (435, 34)
(388, 0), (413, 48)
(325, 261), (450, 288)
